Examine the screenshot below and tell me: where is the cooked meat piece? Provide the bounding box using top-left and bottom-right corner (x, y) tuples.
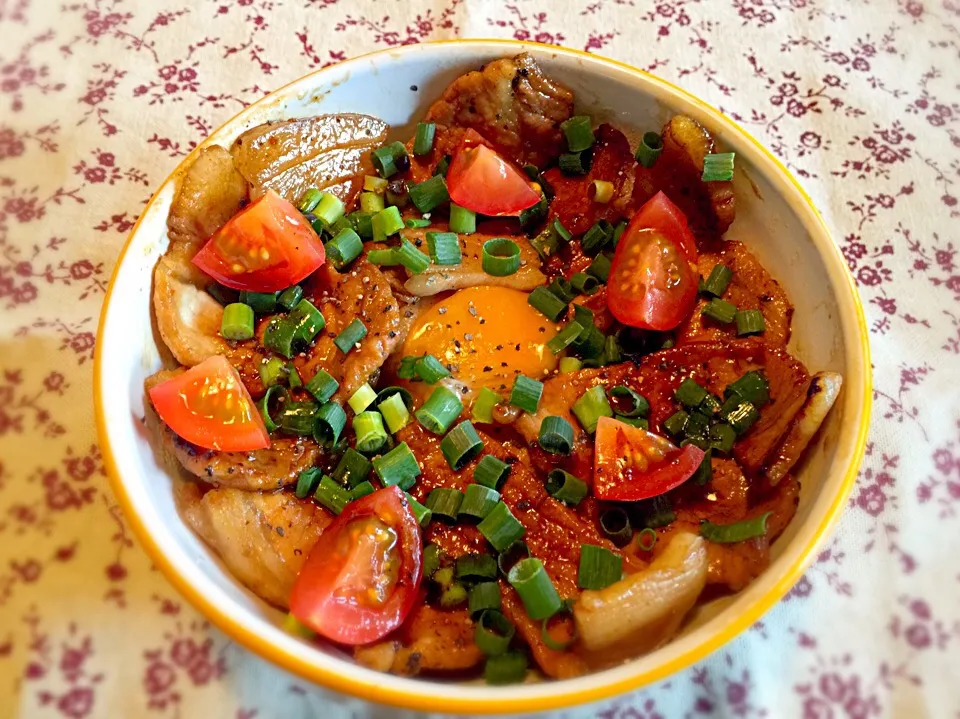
(677, 240), (793, 348)
(354, 606), (483, 675)
(543, 124), (636, 235)
(231, 114), (388, 205)
(399, 230), (545, 296)
(180, 484), (331, 608)
(634, 114), (736, 236)
(155, 146), (248, 366)
(425, 53), (574, 167)
(298, 261), (414, 402)
(764, 372), (843, 484)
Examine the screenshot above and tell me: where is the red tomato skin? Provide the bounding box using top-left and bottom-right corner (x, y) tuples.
(633, 191), (698, 263)
(192, 190), (325, 292)
(447, 138), (540, 216)
(148, 355), (270, 452)
(593, 416), (705, 501)
(290, 486), (423, 646)
(607, 225), (698, 331)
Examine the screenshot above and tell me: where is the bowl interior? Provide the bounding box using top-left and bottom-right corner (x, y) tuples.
(96, 41), (869, 713)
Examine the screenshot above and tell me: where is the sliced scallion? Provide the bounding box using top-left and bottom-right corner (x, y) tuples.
(397, 238), (432, 274)
(259, 357), (286, 388)
(472, 387), (501, 424)
(372, 441), (421, 491)
(700, 511), (772, 543)
(440, 420), (484, 470)
(581, 220), (613, 255)
(545, 469), (587, 506)
(635, 131), (663, 168)
(294, 467), (322, 499)
(221, 302), (254, 341)
(313, 192), (345, 227)
(315, 475), (352, 515)
(703, 298), (737, 324)
(473, 454), (510, 490)
(547, 320), (585, 355)
(637, 527), (658, 552)
(676, 378), (709, 408)
(297, 188), (323, 213)
(663, 410), (689, 437)
(578, 544), (622, 590)
(408, 175), (449, 214)
(586, 252), (612, 283)
(721, 396), (760, 435)
(326, 227), (363, 269)
(286, 363), (301, 389)
(725, 370), (770, 405)
(305, 369), (339, 403)
(702, 152), (735, 182)
(278, 401), (318, 436)
(507, 557), (561, 620)
(559, 357), (582, 374)
(240, 290), (278, 314)
(475, 610), (515, 657)
(497, 540), (530, 578)
(561, 115), (595, 153)
(600, 507), (632, 546)
(460, 483), (501, 521)
(353, 411), (388, 453)
(334, 318), (367, 353)
(590, 179), (614, 203)
(509, 375), (543, 414)
(527, 286), (568, 322)
(702, 264), (733, 297)
(289, 298), (325, 345)
(478, 501), (525, 552)
(333, 448), (371, 488)
(413, 122), (436, 156)
(371, 140), (408, 178)
(572, 385), (613, 434)
(426, 231), (462, 266)
(256, 385), (286, 433)
(468, 582), (502, 618)
(367, 248), (400, 266)
(360, 191), (385, 214)
(570, 272), (599, 295)
(449, 202), (476, 234)
(313, 402), (347, 446)
(456, 553), (498, 581)
(378, 392), (411, 433)
(371, 205), (404, 242)
(347, 383), (377, 414)
(735, 309), (766, 336)
(709, 423), (737, 454)
(538, 416), (574, 455)
(608, 386), (649, 418)
(350, 481), (375, 500)
(277, 285), (303, 311)
(484, 652), (527, 685)
(416, 385), (463, 434)
(482, 238), (521, 277)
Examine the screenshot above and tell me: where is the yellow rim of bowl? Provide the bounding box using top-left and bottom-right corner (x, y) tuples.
(94, 39), (872, 714)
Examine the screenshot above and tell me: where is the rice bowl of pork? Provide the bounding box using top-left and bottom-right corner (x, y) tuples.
(94, 40), (871, 713)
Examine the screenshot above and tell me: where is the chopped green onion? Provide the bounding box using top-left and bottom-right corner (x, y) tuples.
(709, 423), (737, 454)
(519, 190), (548, 228)
(721, 396), (760, 435)
(256, 385), (286, 432)
(423, 544), (441, 579)
(527, 286), (568, 322)
(372, 441), (421, 491)
(683, 411), (710, 443)
(692, 448), (713, 486)
(297, 188), (323, 213)
(360, 191), (385, 214)
(350, 481), (375, 500)
(497, 540), (530, 578)
(699, 393), (723, 417)
(559, 150), (591, 175)
(376, 385), (414, 411)
(371, 140), (408, 178)
(456, 553), (498, 581)
(347, 383), (377, 414)
(612, 220), (627, 247)
(541, 603), (578, 651)
(578, 544), (622, 590)
(582, 220), (613, 255)
(608, 386), (649, 418)
(700, 511), (772, 543)
(206, 283), (238, 306)
(472, 388), (501, 424)
(314, 475), (351, 515)
(413, 122), (436, 156)
(637, 527), (658, 551)
(364, 175), (388, 194)
(675, 378), (708, 408)
(408, 175), (449, 214)
(726, 370), (770, 405)
(482, 238), (521, 276)
(239, 290), (277, 314)
(600, 507), (632, 546)
(353, 411), (387, 453)
(433, 154), (451, 177)
(313, 192), (345, 227)
(426, 231), (462, 266)
(440, 420), (483, 470)
(735, 309), (766, 336)
(701, 264), (733, 297)
(403, 492), (432, 526)
(538, 416), (574, 455)
(547, 320), (585, 355)
(405, 217), (431, 229)
(548, 278), (575, 304)
(416, 385), (463, 434)
(602, 334), (622, 365)
(572, 385), (614, 434)
(478, 501), (526, 552)
(259, 357), (287, 388)
(433, 566), (454, 588)
(615, 415), (649, 429)
(474, 454), (510, 490)
(559, 357), (582, 374)
(396, 238), (432, 274)
(277, 285), (303, 311)
(509, 375), (544, 414)
(287, 365), (303, 390)
(590, 179), (615, 203)
(484, 652), (527, 685)
(333, 448), (371, 487)
(278, 401), (318, 435)
(396, 355), (419, 380)
(545, 469), (588, 505)
(553, 219), (572, 242)
(288, 299), (325, 347)
(587, 252), (612, 283)
(325, 227), (363, 269)
(460, 484), (501, 521)
(703, 298), (737, 324)
(440, 583), (468, 608)
(371, 206), (404, 242)
(663, 410), (689, 437)
(220, 303), (254, 341)
(313, 402), (346, 446)
(638, 495), (676, 529)
(530, 225), (559, 260)
(334, 319), (367, 354)
(635, 131), (663, 168)
(475, 610), (515, 656)
(702, 152), (735, 182)
(570, 272), (599, 295)
(295, 468), (322, 499)
(283, 612), (315, 639)
(561, 115), (595, 153)
(468, 582), (502, 618)
(305, 369), (339, 403)
(507, 557), (561, 620)
(348, 211), (374, 239)
(449, 203), (476, 234)
(378, 392), (411, 434)
(572, 324), (605, 360)
(367, 248), (400, 266)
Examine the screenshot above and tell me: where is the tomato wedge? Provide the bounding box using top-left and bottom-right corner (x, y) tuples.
(593, 416), (705, 501)
(290, 486), (422, 645)
(148, 355), (270, 452)
(447, 130), (540, 216)
(192, 190), (325, 292)
(607, 225), (698, 331)
(633, 191), (698, 263)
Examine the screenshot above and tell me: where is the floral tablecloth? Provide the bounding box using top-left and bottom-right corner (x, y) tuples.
(2, 0), (959, 717)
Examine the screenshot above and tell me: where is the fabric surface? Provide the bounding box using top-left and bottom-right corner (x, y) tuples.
(2, 0), (959, 717)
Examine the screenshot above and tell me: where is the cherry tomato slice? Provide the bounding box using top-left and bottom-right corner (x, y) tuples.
(633, 191), (698, 263)
(607, 225), (698, 331)
(148, 355), (270, 452)
(290, 486), (422, 645)
(593, 416), (705, 501)
(192, 190), (326, 292)
(447, 132), (540, 216)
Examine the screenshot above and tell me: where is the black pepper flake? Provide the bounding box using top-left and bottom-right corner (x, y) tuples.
(514, 344), (521, 351)
(384, 305), (394, 312)
(410, 84), (418, 91)
(454, 340), (461, 348)
(483, 366), (493, 372)
(415, 238), (423, 247)
(276, 526), (284, 536)
(538, 327), (546, 333)
(500, 362), (508, 368)
(495, 344), (504, 351)
(479, 319), (486, 325)
(505, 456), (518, 465)
(516, 500), (532, 511)
(461, 387), (469, 394)
(388, 331), (397, 338)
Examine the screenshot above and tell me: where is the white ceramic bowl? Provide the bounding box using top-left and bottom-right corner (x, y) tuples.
(94, 40), (871, 714)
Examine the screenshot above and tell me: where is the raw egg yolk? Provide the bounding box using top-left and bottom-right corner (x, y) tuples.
(402, 287), (560, 392)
